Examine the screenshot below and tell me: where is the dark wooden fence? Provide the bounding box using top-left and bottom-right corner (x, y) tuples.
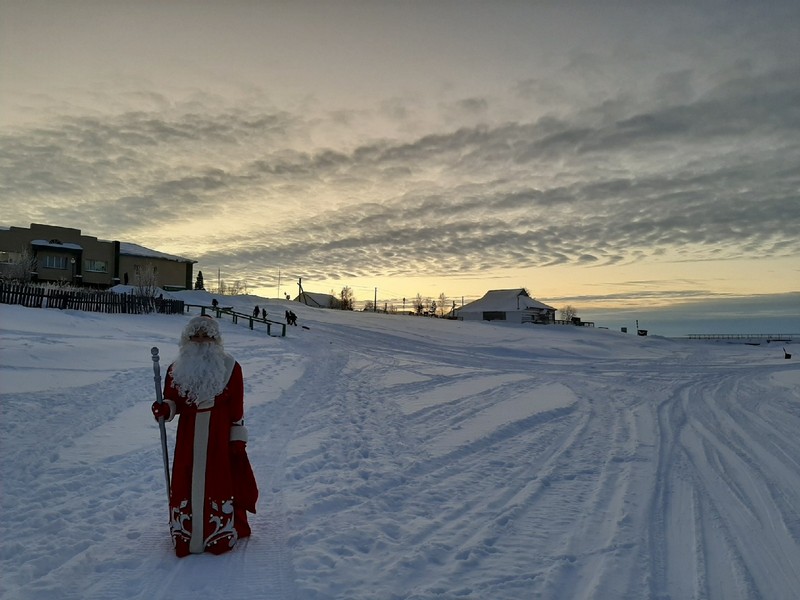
(0, 282), (184, 315)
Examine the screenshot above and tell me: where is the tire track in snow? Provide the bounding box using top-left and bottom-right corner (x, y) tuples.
(677, 368), (800, 599)
(643, 362), (800, 600)
(357, 369), (591, 597)
(238, 346), (350, 600)
(539, 380), (643, 599)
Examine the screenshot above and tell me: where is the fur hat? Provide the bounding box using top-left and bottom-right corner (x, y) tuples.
(180, 315), (223, 347)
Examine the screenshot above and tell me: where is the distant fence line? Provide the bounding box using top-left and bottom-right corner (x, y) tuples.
(0, 282), (184, 315)
(686, 333), (796, 342)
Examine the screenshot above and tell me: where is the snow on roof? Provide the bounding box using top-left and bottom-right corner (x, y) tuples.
(31, 239), (83, 250)
(459, 288), (555, 312)
(296, 291), (340, 307)
(118, 242), (195, 263)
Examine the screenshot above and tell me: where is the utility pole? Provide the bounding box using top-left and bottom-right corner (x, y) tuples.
(374, 287), (377, 312)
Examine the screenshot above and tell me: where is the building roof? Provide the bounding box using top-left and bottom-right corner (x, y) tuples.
(31, 239), (83, 251)
(295, 291), (340, 308)
(458, 288), (555, 313)
(119, 242), (195, 264)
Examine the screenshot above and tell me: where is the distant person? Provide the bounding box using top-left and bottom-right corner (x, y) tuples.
(253, 305), (259, 318)
(151, 316), (258, 557)
(261, 308), (267, 319)
(288, 310), (298, 326)
(211, 298), (219, 309)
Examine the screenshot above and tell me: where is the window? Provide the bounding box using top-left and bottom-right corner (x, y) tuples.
(0, 251), (19, 264)
(482, 311), (506, 321)
(43, 255), (68, 269)
(85, 259), (108, 273)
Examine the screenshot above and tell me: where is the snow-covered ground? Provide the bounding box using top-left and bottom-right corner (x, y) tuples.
(1, 292), (799, 600)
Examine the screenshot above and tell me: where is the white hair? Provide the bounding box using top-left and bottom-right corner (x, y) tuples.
(171, 316), (228, 404)
(179, 316), (223, 348)
(170, 341), (230, 404)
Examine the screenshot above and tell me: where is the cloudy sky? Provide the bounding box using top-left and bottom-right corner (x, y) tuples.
(1, 0), (798, 318)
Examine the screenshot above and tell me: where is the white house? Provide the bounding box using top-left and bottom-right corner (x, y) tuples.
(295, 291), (342, 309)
(455, 288), (556, 324)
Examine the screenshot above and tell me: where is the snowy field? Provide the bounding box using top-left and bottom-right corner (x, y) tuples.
(1, 292), (799, 600)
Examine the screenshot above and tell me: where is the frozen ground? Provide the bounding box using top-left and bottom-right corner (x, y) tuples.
(1, 292), (799, 600)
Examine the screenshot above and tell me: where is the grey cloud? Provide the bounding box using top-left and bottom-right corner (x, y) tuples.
(454, 97), (489, 114)
(3, 63), (799, 289)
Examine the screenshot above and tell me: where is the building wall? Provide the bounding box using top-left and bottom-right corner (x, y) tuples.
(118, 255), (192, 290)
(0, 223), (117, 286)
(457, 310), (553, 324)
(1, 223), (193, 289)
(457, 310), (523, 323)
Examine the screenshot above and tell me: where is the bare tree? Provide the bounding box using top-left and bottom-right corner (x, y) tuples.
(135, 262), (159, 298)
(414, 293), (424, 315)
(228, 280), (244, 296)
(559, 305), (578, 322)
(340, 286), (355, 310)
(438, 292), (448, 317)
(133, 262), (159, 313)
(3, 247), (37, 283)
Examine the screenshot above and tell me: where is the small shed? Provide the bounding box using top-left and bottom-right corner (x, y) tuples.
(295, 291), (342, 309)
(455, 288), (555, 324)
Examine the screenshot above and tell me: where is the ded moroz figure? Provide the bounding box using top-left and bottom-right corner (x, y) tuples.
(151, 315), (258, 557)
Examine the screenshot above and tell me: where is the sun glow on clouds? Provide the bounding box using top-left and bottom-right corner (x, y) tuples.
(1, 1), (799, 318)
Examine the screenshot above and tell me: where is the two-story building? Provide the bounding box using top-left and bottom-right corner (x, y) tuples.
(0, 223), (196, 290)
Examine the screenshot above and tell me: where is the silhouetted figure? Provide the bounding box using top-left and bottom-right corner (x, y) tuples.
(261, 308), (267, 319)
(287, 310), (298, 326)
(253, 305), (260, 318)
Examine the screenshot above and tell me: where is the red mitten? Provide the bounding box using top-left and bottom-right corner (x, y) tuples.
(151, 401), (170, 421)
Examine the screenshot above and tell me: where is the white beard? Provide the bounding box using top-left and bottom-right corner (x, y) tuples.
(170, 342), (229, 405)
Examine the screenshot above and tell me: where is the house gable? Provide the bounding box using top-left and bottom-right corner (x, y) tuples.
(456, 288), (556, 323)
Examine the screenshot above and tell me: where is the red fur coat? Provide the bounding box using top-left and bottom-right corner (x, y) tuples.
(163, 359), (258, 557)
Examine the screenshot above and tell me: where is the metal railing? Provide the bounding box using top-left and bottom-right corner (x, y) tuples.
(184, 303), (287, 337)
